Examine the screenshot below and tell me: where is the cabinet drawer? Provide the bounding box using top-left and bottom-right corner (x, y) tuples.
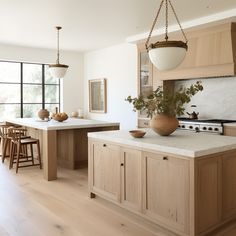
(138, 119), (150, 128)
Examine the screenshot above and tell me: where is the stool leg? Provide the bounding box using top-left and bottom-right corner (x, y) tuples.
(36, 140), (42, 169)
(2, 138), (7, 163)
(9, 142), (13, 169)
(30, 144), (34, 165)
(16, 143), (21, 173)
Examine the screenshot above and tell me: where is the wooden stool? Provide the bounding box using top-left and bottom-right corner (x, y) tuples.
(8, 128), (42, 173)
(0, 124), (13, 163)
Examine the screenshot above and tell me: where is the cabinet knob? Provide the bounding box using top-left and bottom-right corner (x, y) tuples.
(163, 156), (168, 160)
(121, 163), (124, 166)
(103, 144), (106, 147)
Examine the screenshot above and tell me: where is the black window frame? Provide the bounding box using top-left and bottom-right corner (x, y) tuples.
(0, 60), (61, 118)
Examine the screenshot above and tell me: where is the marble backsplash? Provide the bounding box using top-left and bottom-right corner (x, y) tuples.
(174, 77), (236, 120)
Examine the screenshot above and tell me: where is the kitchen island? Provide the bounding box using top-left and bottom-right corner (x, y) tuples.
(6, 118), (119, 181)
(88, 129), (236, 236)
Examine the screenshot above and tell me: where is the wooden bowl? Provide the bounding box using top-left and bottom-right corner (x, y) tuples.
(52, 113), (68, 122)
(129, 130), (146, 138)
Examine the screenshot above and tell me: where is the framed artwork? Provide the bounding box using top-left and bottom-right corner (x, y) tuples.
(89, 78), (107, 113)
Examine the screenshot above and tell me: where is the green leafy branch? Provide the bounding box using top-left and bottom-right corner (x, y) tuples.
(125, 81), (203, 118)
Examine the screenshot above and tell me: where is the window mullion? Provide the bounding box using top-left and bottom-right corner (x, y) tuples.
(42, 65), (45, 109)
(20, 63), (23, 118)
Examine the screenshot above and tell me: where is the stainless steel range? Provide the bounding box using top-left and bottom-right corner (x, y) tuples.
(178, 118), (236, 135)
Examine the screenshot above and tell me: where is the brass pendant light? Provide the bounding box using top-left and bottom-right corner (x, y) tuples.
(145, 0), (188, 71)
(49, 26), (69, 78)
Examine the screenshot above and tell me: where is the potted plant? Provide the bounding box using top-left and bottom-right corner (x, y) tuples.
(125, 81), (203, 136)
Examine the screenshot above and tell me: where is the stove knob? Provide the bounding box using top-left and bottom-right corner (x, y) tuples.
(189, 126), (193, 129)
(208, 127), (213, 131)
(178, 125), (181, 128)
(214, 128), (219, 131)
(203, 127), (207, 130)
(181, 125), (185, 128)
(195, 127), (199, 131)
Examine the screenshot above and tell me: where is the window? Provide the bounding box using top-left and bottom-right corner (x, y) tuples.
(0, 61), (60, 120)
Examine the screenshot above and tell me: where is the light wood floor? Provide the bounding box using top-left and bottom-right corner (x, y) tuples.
(0, 161), (235, 236)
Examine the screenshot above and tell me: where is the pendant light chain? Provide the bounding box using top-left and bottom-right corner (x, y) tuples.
(145, 0), (188, 51)
(165, 0), (168, 41)
(145, 0), (164, 50)
(49, 26), (69, 79)
(168, 0), (188, 43)
(56, 27), (60, 64)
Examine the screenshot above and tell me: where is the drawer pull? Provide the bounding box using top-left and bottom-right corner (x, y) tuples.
(121, 163), (124, 166)
(103, 144), (107, 147)
(163, 156), (168, 160)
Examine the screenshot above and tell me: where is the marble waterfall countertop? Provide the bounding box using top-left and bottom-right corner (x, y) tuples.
(6, 118), (119, 131)
(88, 129), (236, 158)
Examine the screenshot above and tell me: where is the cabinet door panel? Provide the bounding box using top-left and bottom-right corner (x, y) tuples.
(143, 152), (190, 234)
(92, 142), (120, 202)
(121, 148), (141, 211)
(196, 156), (221, 233)
(222, 152), (236, 219)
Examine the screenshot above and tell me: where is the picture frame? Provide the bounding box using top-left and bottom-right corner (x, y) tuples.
(89, 78), (107, 113)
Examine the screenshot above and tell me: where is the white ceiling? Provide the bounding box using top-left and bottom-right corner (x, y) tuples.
(0, 0), (236, 52)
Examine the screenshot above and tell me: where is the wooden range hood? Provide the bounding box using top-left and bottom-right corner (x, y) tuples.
(155, 22), (236, 80)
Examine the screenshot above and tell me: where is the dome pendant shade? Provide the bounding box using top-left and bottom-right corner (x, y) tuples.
(49, 64), (69, 78)
(49, 26), (69, 79)
(148, 41), (187, 71)
(145, 0), (188, 71)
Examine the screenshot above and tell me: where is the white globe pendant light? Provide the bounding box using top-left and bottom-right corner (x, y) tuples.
(49, 26), (69, 78)
(145, 0), (188, 71)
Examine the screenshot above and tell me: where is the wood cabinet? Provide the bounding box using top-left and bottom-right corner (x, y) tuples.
(120, 148), (142, 211)
(224, 126), (236, 136)
(196, 156), (221, 233)
(222, 152), (236, 219)
(138, 22), (236, 81)
(89, 139), (191, 235)
(137, 44), (165, 128)
(142, 152), (190, 234)
(89, 138), (236, 236)
(89, 141), (121, 202)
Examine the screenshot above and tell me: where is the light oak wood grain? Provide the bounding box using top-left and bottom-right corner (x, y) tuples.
(88, 138), (236, 236)
(1, 156), (236, 236)
(120, 148), (142, 212)
(137, 22), (236, 81)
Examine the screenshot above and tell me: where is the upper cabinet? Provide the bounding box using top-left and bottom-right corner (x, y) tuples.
(137, 22), (236, 81)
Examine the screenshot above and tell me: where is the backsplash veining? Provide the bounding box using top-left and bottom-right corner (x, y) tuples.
(175, 77), (236, 120)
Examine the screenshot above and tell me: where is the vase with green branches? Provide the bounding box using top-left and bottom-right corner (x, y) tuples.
(126, 81), (203, 136)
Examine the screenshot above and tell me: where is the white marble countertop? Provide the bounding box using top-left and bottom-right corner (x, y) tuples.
(88, 129), (236, 158)
(6, 118), (119, 131)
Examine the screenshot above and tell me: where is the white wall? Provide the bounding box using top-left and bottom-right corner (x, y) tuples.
(175, 77), (236, 120)
(84, 43), (138, 129)
(0, 43), (84, 114)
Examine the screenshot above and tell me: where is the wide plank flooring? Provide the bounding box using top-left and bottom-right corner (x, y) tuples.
(0, 162), (235, 236)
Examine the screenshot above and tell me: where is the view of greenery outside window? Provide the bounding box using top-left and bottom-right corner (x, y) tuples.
(0, 61), (60, 120)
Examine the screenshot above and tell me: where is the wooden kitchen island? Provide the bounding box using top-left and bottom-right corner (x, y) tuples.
(6, 118), (119, 181)
(88, 129), (236, 236)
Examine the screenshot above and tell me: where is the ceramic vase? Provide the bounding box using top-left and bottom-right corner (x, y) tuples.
(38, 109), (50, 120)
(150, 113), (179, 136)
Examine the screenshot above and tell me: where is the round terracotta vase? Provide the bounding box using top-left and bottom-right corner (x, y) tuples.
(38, 109), (50, 120)
(150, 114), (179, 136)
